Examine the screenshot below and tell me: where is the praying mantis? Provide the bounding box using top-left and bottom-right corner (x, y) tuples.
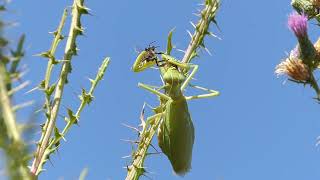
(132, 41), (219, 175)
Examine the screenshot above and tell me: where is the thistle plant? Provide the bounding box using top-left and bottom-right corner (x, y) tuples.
(29, 0), (110, 177)
(0, 0), (111, 178)
(0, 2), (32, 180)
(275, 1), (320, 101)
(125, 0), (220, 179)
(292, 0), (320, 22)
(1, 0), (222, 179)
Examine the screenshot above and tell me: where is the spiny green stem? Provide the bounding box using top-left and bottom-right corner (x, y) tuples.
(78, 168), (89, 180)
(182, 0), (219, 64)
(309, 73), (320, 100)
(31, 0), (87, 175)
(43, 58), (110, 162)
(34, 8), (68, 166)
(6, 34), (25, 91)
(44, 8), (67, 89)
(0, 62), (20, 143)
(0, 62), (31, 179)
(9, 34), (25, 74)
(125, 114), (162, 180)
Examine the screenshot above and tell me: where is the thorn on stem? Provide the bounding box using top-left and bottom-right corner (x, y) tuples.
(149, 143), (159, 153)
(140, 103), (146, 128)
(187, 30), (193, 39)
(122, 123), (140, 133)
(120, 139), (140, 144)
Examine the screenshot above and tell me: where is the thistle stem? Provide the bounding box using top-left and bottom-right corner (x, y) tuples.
(0, 62), (31, 179)
(31, 0), (86, 175)
(0, 62), (20, 143)
(309, 73), (320, 100)
(34, 8), (68, 166)
(182, 0), (219, 64)
(125, 114), (162, 180)
(44, 58), (110, 162)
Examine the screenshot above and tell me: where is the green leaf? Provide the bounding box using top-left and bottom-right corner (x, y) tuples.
(67, 108), (78, 124)
(45, 84), (56, 96)
(54, 127), (62, 147)
(166, 28), (175, 55)
(39, 80), (45, 89)
(80, 88), (93, 104)
(54, 127), (61, 138)
(37, 51), (52, 58)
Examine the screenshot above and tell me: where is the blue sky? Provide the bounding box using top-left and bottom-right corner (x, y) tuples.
(4, 0), (320, 179)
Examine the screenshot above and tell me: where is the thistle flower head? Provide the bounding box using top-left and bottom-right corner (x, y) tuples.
(275, 56), (310, 82)
(288, 12), (308, 38)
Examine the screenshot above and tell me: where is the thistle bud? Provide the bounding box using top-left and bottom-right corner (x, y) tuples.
(312, 0), (320, 7)
(291, 0), (317, 17)
(288, 12), (318, 69)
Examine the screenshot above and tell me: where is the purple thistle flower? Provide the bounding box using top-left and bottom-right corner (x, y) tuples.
(288, 12), (308, 38)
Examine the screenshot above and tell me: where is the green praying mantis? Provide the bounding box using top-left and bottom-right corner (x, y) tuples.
(132, 40), (219, 175)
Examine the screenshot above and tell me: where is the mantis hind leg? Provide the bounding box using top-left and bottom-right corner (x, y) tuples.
(165, 58), (219, 100)
(180, 64), (198, 91)
(138, 82), (171, 101)
(185, 84), (219, 100)
(140, 102), (166, 124)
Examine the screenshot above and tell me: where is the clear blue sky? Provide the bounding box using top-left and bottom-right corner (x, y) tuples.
(5, 0), (320, 179)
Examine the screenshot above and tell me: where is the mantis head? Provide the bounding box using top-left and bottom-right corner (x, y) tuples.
(133, 28), (175, 72)
(132, 46), (160, 72)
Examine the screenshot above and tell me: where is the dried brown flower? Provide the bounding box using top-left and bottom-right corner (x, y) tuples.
(275, 57), (310, 81)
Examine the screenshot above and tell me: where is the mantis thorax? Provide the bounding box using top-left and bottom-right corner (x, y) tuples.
(161, 66), (185, 100)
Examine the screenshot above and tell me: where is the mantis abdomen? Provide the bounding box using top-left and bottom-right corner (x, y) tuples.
(158, 96), (195, 175)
